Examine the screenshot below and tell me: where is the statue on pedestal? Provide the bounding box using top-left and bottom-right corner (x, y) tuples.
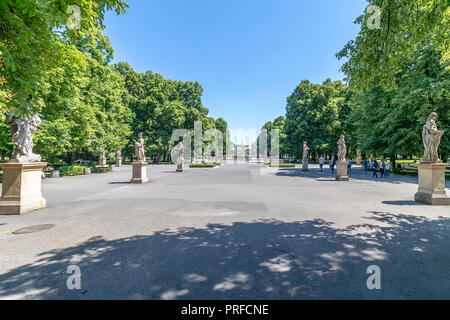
(302, 141), (309, 171)
(134, 132), (146, 162)
(6, 114), (42, 163)
(337, 134), (347, 161)
(177, 142), (184, 172)
(422, 112), (444, 163)
(116, 150), (122, 167)
(356, 149), (361, 165)
(98, 147), (107, 166)
(302, 141), (309, 163)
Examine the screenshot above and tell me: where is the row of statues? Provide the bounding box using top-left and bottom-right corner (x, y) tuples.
(301, 134), (347, 163)
(4, 113), (445, 165)
(300, 113), (444, 164)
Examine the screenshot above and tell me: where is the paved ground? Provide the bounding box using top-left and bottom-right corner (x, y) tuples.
(0, 163), (449, 299)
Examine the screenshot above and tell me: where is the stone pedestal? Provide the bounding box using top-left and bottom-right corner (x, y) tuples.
(116, 158), (121, 167)
(176, 158), (184, 172)
(415, 163), (449, 205)
(130, 161), (148, 184)
(0, 162), (47, 215)
(336, 161), (349, 181)
(84, 167), (91, 175)
(99, 157), (107, 166)
(302, 161), (309, 171)
(356, 150), (361, 165)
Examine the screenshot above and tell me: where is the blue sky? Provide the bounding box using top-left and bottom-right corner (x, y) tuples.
(104, 0), (367, 132)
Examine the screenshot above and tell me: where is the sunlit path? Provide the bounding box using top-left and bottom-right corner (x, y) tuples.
(1, 165), (449, 299)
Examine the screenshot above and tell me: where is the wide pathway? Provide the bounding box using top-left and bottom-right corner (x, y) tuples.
(0, 163), (449, 299)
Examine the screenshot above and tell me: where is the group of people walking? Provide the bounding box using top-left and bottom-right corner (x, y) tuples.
(362, 158), (390, 178)
(317, 155), (391, 178)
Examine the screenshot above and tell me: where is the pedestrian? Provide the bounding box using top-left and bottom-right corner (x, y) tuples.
(362, 158), (368, 173)
(380, 158), (386, 178)
(319, 155), (325, 172)
(384, 160), (390, 178)
(371, 158), (378, 178)
(347, 159), (352, 174)
(330, 156), (335, 174)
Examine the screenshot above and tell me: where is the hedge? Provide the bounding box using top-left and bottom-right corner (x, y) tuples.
(189, 163), (216, 168)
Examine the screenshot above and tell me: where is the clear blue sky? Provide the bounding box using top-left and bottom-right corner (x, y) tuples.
(104, 0), (367, 131)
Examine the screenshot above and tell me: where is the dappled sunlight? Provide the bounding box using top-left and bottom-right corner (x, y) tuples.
(0, 216), (449, 299)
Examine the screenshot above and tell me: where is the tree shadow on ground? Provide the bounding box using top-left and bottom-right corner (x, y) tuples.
(381, 201), (425, 206)
(1, 213), (449, 300)
(275, 167), (427, 186)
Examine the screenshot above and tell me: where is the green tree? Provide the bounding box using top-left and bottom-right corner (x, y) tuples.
(0, 0), (128, 116)
(337, 0), (449, 91)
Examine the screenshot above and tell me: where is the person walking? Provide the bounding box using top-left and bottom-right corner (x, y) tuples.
(347, 159), (352, 174)
(384, 160), (390, 178)
(319, 155), (325, 172)
(330, 156), (336, 174)
(380, 158), (386, 178)
(371, 158), (378, 178)
(362, 158), (368, 173)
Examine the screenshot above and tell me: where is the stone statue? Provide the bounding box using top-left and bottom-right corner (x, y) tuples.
(134, 132), (146, 162)
(302, 141), (309, 171)
(337, 134), (347, 161)
(99, 148), (106, 159)
(178, 141), (185, 160)
(115, 150), (122, 167)
(422, 112), (444, 163)
(302, 141), (309, 163)
(98, 147), (107, 166)
(177, 142), (184, 172)
(6, 114), (42, 163)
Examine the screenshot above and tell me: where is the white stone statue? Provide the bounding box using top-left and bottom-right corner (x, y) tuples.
(99, 148), (106, 159)
(6, 114), (42, 163)
(337, 134), (347, 161)
(116, 150), (121, 159)
(178, 141), (185, 160)
(422, 112), (444, 163)
(302, 141), (309, 164)
(177, 142), (185, 172)
(134, 132), (146, 162)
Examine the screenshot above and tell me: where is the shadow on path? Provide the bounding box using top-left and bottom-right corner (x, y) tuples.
(274, 167), (426, 186)
(1, 213), (449, 299)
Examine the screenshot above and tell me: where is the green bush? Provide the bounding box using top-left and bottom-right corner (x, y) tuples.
(189, 163), (216, 168)
(270, 163), (295, 168)
(59, 165), (85, 177)
(90, 165), (112, 173)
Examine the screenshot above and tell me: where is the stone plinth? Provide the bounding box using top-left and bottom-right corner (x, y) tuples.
(336, 161), (349, 181)
(116, 158), (122, 167)
(177, 159), (184, 172)
(84, 167), (91, 175)
(302, 161), (309, 171)
(415, 163), (449, 205)
(0, 162), (47, 215)
(130, 161), (148, 184)
(99, 157), (107, 166)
